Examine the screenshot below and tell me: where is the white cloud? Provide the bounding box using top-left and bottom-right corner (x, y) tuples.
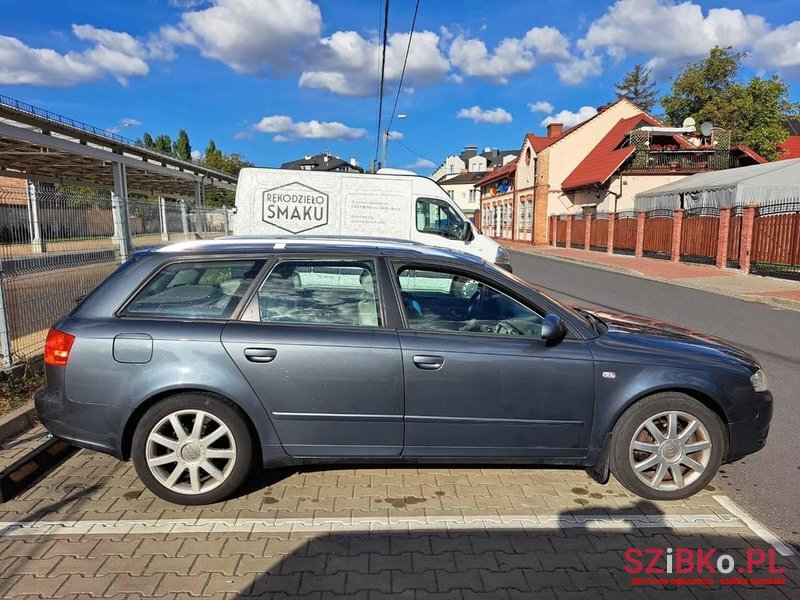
(388, 130), (404, 140)
(0, 25), (150, 86)
(541, 106), (598, 128)
(457, 106), (513, 125)
(121, 118), (142, 127)
(405, 158), (436, 169)
(161, 0), (322, 74)
(448, 26), (571, 83)
(579, 0), (768, 72)
(528, 101), (554, 114)
(249, 115), (366, 142)
(555, 53), (602, 85)
(299, 30), (449, 96)
(752, 21), (800, 70)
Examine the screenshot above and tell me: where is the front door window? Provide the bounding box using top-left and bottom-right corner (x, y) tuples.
(397, 268), (544, 337)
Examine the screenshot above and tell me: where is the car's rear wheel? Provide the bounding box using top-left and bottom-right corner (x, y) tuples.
(132, 393), (252, 505)
(610, 392), (725, 500)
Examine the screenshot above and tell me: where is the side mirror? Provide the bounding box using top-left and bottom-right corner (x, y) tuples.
(541, 313), (566, 343)
(464, 222), (475, 242)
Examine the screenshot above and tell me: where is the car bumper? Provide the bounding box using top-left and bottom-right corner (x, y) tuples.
(35, 384), (129, 459)
(727, 390), (773, 461)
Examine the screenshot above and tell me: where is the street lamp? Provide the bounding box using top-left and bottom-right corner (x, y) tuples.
(381, 114), (407, 169)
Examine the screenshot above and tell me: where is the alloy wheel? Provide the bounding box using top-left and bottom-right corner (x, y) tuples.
(145, 409), (237, 495)
(629, 410), (712, 492)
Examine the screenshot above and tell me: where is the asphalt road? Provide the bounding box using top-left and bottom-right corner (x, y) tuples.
(509, 249), (800, 548)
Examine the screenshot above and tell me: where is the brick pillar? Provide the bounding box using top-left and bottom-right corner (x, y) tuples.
(635, 212), (646, 258)
(739, 206), (757, 272)
(671, 209), (683, 262)
(607, 213), (616, 254)
(565, 215), (573, 249)
(716, 208), (731, 269)
(549, 215), (557, 246)
(584, 214), (592, 251)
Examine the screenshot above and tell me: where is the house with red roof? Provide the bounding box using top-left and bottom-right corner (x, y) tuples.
(778, 117), (800, 160)
(478, 97), (766, 244)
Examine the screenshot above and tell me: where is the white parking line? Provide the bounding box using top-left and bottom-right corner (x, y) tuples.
(713, 495), (797, 557)
(0, 513), (743, 537)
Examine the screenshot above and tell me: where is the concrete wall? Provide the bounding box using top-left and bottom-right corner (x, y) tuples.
(439, 180), (480, 213)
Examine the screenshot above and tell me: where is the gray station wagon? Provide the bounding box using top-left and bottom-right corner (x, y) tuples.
(36, 237), (772, 505)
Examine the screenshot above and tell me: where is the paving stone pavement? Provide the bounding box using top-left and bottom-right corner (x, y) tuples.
(0, 448), (797, 599)
(0, 425), (50, 473)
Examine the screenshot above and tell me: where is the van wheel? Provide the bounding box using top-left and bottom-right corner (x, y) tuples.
(132, 393), (252, 505)
(610, 392), (725, 501)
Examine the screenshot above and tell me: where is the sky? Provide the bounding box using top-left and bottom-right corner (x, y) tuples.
(1, 0), (799, 174)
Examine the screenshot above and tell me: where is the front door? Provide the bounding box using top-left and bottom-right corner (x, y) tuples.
(222, 257), (404, 457)
(394, 266), (595, 458)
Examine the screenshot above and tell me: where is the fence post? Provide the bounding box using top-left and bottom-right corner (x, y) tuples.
(25, 181), (46, 254)
(194, 181), (205, 235)
(111, 162), (132, 262)
(716, 208), (731, 269)
(222, 205), (230, 236)
(671, 209), (683, 262)
(635, 211), (646, 258)
(739, 205), (757, 272)
(584, 213), (592, 251)
(0, 272), (13, 369)
(565, 215), (573, 249)
(607, 213), (616, 254)
(159, 196), (169, 242)
(180, 200), (190, 240)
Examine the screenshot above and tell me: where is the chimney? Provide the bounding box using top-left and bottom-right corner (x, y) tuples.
(547, 123), (563, 138)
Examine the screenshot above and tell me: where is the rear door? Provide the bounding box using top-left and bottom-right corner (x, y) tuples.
(221, 256), (405, 457)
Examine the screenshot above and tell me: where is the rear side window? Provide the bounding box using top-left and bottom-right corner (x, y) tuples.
(244, 259), (382, 327)
(123, 260), (263, 319)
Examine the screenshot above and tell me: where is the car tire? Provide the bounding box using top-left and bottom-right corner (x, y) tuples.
(131, 393), (253, 505)
(610, 392), (726, 501)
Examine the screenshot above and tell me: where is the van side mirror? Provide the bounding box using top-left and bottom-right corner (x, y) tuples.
(464, 222), (475, 242)
(541, 313), (566, 342)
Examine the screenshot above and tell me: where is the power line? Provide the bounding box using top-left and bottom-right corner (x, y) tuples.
(386, 131), (434, 167)
(387, 0), (420, 133)
(373, 0), (390, 169)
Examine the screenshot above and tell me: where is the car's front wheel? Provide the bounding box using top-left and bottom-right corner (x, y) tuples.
(132, 393), (253, 505)
(610, 392), (725, 500)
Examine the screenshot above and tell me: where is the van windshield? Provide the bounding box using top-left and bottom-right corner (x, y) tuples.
(416, 198), (468, 241)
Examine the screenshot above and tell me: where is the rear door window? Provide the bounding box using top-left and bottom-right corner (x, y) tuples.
(122, 260), (263, 319)
(243, 259), (383, 327)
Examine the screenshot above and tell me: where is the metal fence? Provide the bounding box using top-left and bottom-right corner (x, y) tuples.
(0, 181), (233, 367)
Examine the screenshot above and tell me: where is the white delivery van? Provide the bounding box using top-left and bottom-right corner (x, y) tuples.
(232, 167), (511, 270)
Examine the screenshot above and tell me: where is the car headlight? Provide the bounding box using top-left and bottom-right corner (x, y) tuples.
(496, 246), (510, 263)
(750, 369), (768, 393)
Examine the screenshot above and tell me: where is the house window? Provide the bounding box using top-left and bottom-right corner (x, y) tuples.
(525, 147), (532, 166)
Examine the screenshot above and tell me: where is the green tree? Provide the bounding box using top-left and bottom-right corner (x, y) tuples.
(661, 47), (798, 161)
(141, 132), (155, 150)
(200, 139), (254, 206)
(173, 129), (192, 161)
(616, 63), (658, 111)
(153, 134), (173, 155)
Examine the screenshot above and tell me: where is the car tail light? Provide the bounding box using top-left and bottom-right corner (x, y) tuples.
(44, 328), (75, 367)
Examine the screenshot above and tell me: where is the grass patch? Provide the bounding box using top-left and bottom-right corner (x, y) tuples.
(0, 361), (44, 417)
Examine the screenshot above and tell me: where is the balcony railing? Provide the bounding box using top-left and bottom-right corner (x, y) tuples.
(623, 150), (741, 174)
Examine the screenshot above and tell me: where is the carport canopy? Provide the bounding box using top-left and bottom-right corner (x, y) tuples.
(0, 94), (237, 199)
(635, 158), (800, 211)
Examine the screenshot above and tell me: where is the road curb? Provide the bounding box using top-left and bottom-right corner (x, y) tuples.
(508, 247), (800, 312)
(0, 401), (37, 444)
(0, 437), (76, 503)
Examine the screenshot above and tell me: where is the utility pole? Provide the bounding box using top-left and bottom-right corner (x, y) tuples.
(381, 129), (388, 171)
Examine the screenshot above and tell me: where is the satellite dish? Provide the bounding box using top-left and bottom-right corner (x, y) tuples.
(682, 117), (696, 129)
(700, 121), (713, 137)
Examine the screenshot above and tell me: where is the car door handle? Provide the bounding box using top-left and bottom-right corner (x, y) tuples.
(412, 355), (444, 370)
(244, 347), (278, 363)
